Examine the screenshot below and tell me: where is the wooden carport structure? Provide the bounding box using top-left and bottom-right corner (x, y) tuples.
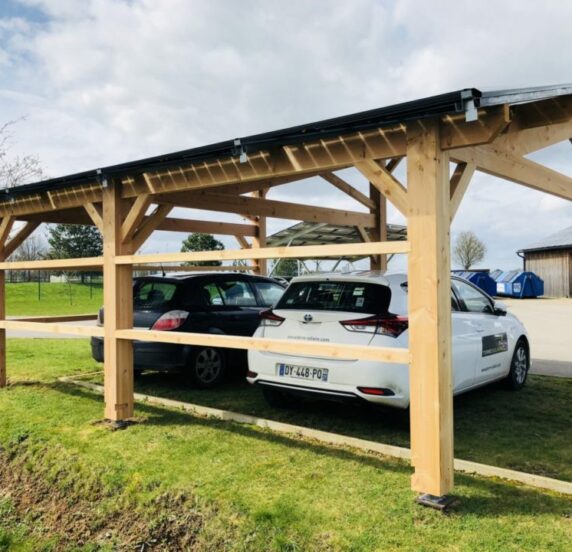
(1, 85), (572, 501)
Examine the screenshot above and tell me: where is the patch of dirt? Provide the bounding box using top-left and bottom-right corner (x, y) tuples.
(0, 444), (230, 551)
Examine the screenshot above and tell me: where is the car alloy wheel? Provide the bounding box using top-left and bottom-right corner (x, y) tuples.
(506, 339), (529, 390)
(189, 347), (226, 388)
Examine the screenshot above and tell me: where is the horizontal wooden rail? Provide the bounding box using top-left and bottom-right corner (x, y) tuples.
(116, 241), (410, 265)
(115, 329), (410, 364)
(0, 320), (104, 337)
(0, 257), (103, 271)
(11, 314), (98, 323)
(133, 265), (252, 272)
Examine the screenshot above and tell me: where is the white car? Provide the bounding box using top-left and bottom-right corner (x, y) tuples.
(247, 272), (530, 409)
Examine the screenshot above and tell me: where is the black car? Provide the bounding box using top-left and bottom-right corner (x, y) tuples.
(91, 272), (286, 388)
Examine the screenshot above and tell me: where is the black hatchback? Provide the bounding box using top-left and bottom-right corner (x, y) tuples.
(91, 272), (286, 388)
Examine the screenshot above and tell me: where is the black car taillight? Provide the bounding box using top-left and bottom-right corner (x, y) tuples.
(260, 309), (285, 327)
(151, 310), (189, 331)
(340, 314), (408, 338)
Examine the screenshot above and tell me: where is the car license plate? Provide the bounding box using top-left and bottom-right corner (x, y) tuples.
(276, 363), (329, 382)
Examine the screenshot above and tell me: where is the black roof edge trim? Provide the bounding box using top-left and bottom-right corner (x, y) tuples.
(2, 88), (481, 201)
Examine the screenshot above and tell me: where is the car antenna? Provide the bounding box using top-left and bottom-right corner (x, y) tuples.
(160, 263), (166, 277)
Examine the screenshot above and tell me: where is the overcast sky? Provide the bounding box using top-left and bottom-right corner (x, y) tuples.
(1, 0), (571, 271)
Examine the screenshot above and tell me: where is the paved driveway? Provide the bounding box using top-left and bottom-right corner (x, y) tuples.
(502, 297), (572, 378)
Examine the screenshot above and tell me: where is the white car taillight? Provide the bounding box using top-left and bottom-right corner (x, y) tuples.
(340, 314), (408, 338)
(151, 310), (189, 331)
(259, 308), (285, 327)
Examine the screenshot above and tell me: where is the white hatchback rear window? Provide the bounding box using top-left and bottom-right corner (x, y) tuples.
(277, 281), (391, 314)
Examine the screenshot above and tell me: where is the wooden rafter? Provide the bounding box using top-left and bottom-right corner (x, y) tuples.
(121, 194), (152, 243)
(132, 204), (173, 251)
(320, 172), (375, 209)
(235, 235), (251, 249)
(440, 105), (510, 150)
(355, 159), (408, 216)
(155, 191), (377, 228)
(449, 162), (476, 221)
(0, 217), (15, 248)
(84, 203), (103, 232)
(4, 221), (41, 258)
(453, 145), (572, 202)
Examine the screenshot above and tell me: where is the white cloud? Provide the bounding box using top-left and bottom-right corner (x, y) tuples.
(0, 0), (571, 267)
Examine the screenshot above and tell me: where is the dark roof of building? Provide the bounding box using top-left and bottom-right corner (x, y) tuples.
(4, 84), (572, 200)
(519, 225), (572, 253)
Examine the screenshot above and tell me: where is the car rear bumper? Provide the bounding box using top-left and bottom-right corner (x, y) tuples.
(247, 349), (409, 409)
(90, 337), (189, 371)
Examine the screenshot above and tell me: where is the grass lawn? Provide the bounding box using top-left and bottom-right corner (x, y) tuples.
(0, 339), (571, 551)
(5, 282), (103, 316)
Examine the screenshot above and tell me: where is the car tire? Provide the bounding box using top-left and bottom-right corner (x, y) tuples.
(187, 347), (226, 389)
(261, 387), (298, 408)
(505, 339), (529, 390)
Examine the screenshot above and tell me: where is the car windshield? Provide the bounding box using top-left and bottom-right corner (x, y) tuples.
(134, 280), (178, 309)
(276, 280), (391, 314)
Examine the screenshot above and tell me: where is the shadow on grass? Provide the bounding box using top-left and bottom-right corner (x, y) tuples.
(43, 380), (572, 520)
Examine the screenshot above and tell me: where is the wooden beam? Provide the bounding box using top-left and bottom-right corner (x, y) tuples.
(251, 189), (267, 275)
(155, 191), (376, 228)
(449, 162), (476, 221)
(116, 329), (410, 364)
(320, 173), (375, 209)
(355, 225), (370, 243)
(0, 257), (103, 271)
(121, 194), (152, 243)
(355, 159), (408, 216)
(235, 235), (251, 249)
(4, 221), (41, 259)
(407, 118), (454, 497)
(116, 241), (411, 266)
(133, 264), (252, 272)
(0, 319), (104, 337)
(132, 204), (173, 252)
(84, 203), (103, 232)
(12, 314), (97, 323)
(0, 217), (14, 248)
(158, 218), (257, 237)
(384, 157), (402, 173)
(368, 184), (388, 271)
(440, 105), (510, 150)
(0, 226), (6, 388)
(495, 118), (572, 156)
(453, 145), (572, 201)
(103, 182), (134, 421)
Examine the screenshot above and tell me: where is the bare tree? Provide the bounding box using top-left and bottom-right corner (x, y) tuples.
(8, 233), (47, 282)
(0, 119), (44, 188)
(454, 231), (487, 269)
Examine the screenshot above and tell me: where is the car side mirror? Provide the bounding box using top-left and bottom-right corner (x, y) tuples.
(493, 300), (508, 316)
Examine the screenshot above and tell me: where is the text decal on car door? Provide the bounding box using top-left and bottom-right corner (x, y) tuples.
(482, 333), (508, 357)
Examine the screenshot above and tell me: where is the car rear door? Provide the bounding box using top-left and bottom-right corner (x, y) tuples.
(212, 277), (262, 336)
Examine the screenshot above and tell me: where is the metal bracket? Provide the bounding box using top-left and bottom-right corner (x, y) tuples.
(415, 494), (458, 511)
(233, 138), (248, 164)
(96, 168), (109, 188)
(461, 90), (479, 122)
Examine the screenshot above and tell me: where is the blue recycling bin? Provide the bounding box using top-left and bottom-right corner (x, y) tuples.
(494, 270), (544, 298)
(452, 270), (497, 296)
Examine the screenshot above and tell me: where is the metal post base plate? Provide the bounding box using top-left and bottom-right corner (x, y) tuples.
(415, 494), (457, 511)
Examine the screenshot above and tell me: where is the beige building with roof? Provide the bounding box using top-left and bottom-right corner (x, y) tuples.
(519, 226), (572, 297)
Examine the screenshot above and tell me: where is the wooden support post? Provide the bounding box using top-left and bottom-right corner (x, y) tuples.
(102, 182), (134, 421)
(252, 189), (267, 275)
(0, 217), (13, 388)
(369, 184), (388, 271)
(406, 119), (454, 498)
